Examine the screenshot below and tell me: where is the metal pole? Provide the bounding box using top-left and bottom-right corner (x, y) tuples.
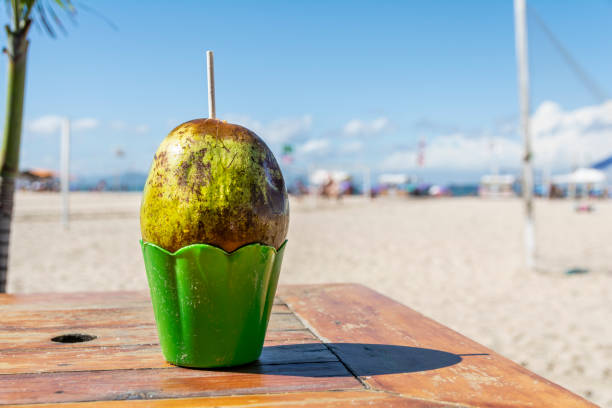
(514, 0), (535, 270)
(60, 118), (70, 229)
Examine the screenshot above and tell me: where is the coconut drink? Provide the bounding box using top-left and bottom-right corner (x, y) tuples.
(140, 52), (288, 367)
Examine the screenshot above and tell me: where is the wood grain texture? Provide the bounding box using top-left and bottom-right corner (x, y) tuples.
(0, 290), (360, 405)
(1, 390), (468, 408)
(278, 284), (596, 408)
(0, 287), (596, 407)
(0, 340), (338, 376)
(0, 291), (149, 308)
(0, 291), (284, 309)
(0, 325), (311, 352)
(0, 306), (155, 330)
(0, 291), (284, 310)
(0, 310), (299, 356)
(0, 305), (298, 332)
(0, 363), (361, 405)
(0, 325), (159, 350)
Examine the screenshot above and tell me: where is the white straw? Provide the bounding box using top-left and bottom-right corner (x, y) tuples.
(206, 50), (216, 119)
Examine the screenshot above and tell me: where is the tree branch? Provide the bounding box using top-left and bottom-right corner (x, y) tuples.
(10, 0), (19, 31)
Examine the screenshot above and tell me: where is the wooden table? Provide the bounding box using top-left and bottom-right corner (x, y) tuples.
(0, 284), (595, 407)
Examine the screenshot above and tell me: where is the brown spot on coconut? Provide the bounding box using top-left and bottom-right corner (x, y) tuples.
(140, 119), (289, 253)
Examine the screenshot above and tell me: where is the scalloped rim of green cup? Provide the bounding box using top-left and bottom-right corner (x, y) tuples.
(140, 239), (287, 256)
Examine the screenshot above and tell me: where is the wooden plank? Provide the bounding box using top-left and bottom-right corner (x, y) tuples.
(0, 306), (156, 331)
(0, 301), (289, 314)
(1, 390), (465, 408)
(0, 292), (149, 308)
(0, 292), (285, 309)
(0, 325), (159, 351)
(268, 313), (304, 331)
(0, 306), (300, 332)
(0, 363), (361, 405)
(0, 338), (334, 375)
(0, 344), (172, 374)
(279, 284), (597, 408)
(264, 329), (316, 343)
(0, 327), (314, 351)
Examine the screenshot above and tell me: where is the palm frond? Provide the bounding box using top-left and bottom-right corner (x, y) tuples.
(22, 0), (36, 20)
(35, 1), (55, 37)
(77, 2), (117, 31)
(5, 0), (114, 38)
(45, 2), (66, 35)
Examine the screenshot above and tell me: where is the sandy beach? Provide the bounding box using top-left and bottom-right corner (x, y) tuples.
(6, 192), (612, 407)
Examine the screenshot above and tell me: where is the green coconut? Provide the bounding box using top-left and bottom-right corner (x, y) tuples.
(140, 118), (289, 253)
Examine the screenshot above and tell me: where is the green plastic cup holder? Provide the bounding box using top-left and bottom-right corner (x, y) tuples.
(140, 239), (287, 368)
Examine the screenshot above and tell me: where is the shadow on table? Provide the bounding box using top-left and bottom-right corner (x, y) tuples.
(215, 343), (483, 377)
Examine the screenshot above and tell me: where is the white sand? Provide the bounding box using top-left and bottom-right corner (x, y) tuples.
(6, 192), (612, 407)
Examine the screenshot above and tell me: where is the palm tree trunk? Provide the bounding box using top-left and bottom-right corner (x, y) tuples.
(0, 22), (30, 292)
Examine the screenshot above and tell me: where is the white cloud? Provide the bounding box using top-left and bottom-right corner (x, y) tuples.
(382, 134), (521, 171)
(266, 116), (313, 143)
(382, 100), (612, 173)
(109, 120), (149, 134)
(343, 117), (391, 136)
(27, 115), (63, 134)
(299, 138), (330, 155)
(27, 115), (99, 134)
(530, 100), (612, 167)
(340, 140), (364, 153)
(223, 114), (313, 144)
(72, 118), (99, 131)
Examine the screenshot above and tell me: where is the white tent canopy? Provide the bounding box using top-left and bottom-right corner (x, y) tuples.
(480, 174), (516, 185)
(378, 173), (414, 185)
(551, 168), (606, 185)
(309, 169), (351, 186)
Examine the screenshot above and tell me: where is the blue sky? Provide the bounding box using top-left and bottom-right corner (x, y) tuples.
(3, 0), (612, 184)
